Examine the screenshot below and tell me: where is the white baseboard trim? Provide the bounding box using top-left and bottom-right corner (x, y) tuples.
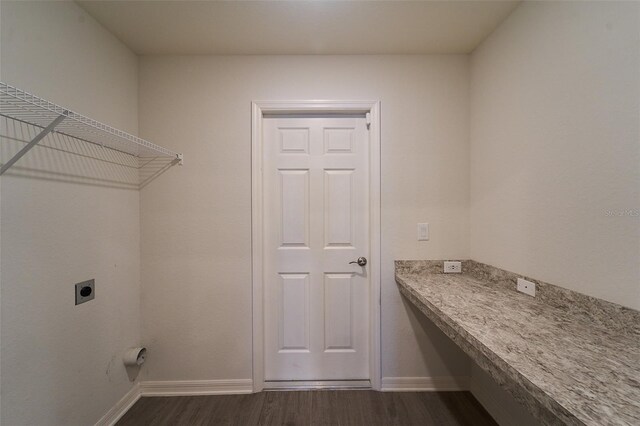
(139, 379), (254, 397)
(381, 376), (469, 392)
(95, 377), (464, 424)
(95, 383), (141, 426)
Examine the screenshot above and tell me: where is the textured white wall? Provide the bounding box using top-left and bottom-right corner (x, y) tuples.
(470, 1), (640, 310)
(1, 2), (141, 425)
(469, 1), (640, 423)
(138, 55), (471, 382)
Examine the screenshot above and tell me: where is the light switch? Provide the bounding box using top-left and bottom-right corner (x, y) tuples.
(418, 223), (429, 241)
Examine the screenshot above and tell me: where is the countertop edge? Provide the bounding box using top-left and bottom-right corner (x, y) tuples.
(395, 272), (580, 426)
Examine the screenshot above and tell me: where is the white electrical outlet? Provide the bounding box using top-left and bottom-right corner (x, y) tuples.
(444, 261), (462, 273)
(417, 223), (429, 241)
(517, 278), (536, 297)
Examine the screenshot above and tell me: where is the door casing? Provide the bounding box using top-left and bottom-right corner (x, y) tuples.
(251, 100), (381, 392)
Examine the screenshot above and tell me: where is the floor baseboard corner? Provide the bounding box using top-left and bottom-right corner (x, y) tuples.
(95, 383), (141, 426)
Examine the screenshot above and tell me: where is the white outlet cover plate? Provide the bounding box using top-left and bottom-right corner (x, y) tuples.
(444, 261), (462, 273)
(517, 278), (536, 297)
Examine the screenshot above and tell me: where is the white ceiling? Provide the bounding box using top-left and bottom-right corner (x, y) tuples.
(77, 0), (521, 55)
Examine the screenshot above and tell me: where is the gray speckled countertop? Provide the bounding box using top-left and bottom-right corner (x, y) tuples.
(395, 260), (640, 426)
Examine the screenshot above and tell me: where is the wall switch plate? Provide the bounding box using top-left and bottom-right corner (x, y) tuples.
(444, 261), (462, 273)
(517, 278), (536, 297)
(75, 279), (95, 305)
(418, 223), (429, 241)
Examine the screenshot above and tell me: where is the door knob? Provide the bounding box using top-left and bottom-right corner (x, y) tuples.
(349, 257), (367, 266)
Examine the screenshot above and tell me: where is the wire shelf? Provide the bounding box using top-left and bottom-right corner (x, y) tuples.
(0, 82), (182, 183)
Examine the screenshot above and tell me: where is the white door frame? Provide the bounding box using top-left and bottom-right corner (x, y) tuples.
(251, 100), (381, 392)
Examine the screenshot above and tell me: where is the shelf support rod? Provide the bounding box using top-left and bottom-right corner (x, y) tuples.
(0, 112), (67, 175)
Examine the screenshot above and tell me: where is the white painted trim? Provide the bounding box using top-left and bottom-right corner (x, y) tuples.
(139, 379), (254, 397)
(253, 100), (379, 115)
(251, 101), (265, 393)
(367, 101), (382, 392)
(380, 377), (470, 392)
(93, 376), (466, 426)
(94, 383), (141, 426)
(95, 379), (255, 424)
(251, 100), (382, 392)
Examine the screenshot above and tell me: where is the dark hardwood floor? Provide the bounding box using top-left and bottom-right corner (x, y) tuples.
(116, 390), (497, 425)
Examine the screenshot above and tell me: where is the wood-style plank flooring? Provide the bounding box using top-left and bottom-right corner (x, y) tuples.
(117, 391), (497, 425)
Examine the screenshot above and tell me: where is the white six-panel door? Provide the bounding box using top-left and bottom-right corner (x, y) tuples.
(263, 115), (370, 382)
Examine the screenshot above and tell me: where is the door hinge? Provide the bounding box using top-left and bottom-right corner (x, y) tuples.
(365, 112), (371, 129)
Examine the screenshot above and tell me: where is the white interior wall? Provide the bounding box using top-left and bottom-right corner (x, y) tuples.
(138, 55), (471, 383)
(0, 2), (141, 425)
(468, 1), (640, 424)
(469, 1), (640, 310)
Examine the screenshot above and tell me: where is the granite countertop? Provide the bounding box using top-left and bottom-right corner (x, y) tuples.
(395, 260), (640, 426)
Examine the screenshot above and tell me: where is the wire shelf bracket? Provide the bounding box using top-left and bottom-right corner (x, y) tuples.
(0, 81), (182, 177)
(0, 111), (67, 175)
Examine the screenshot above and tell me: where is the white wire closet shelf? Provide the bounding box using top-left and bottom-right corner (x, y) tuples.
(0, 81), (182, 181)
